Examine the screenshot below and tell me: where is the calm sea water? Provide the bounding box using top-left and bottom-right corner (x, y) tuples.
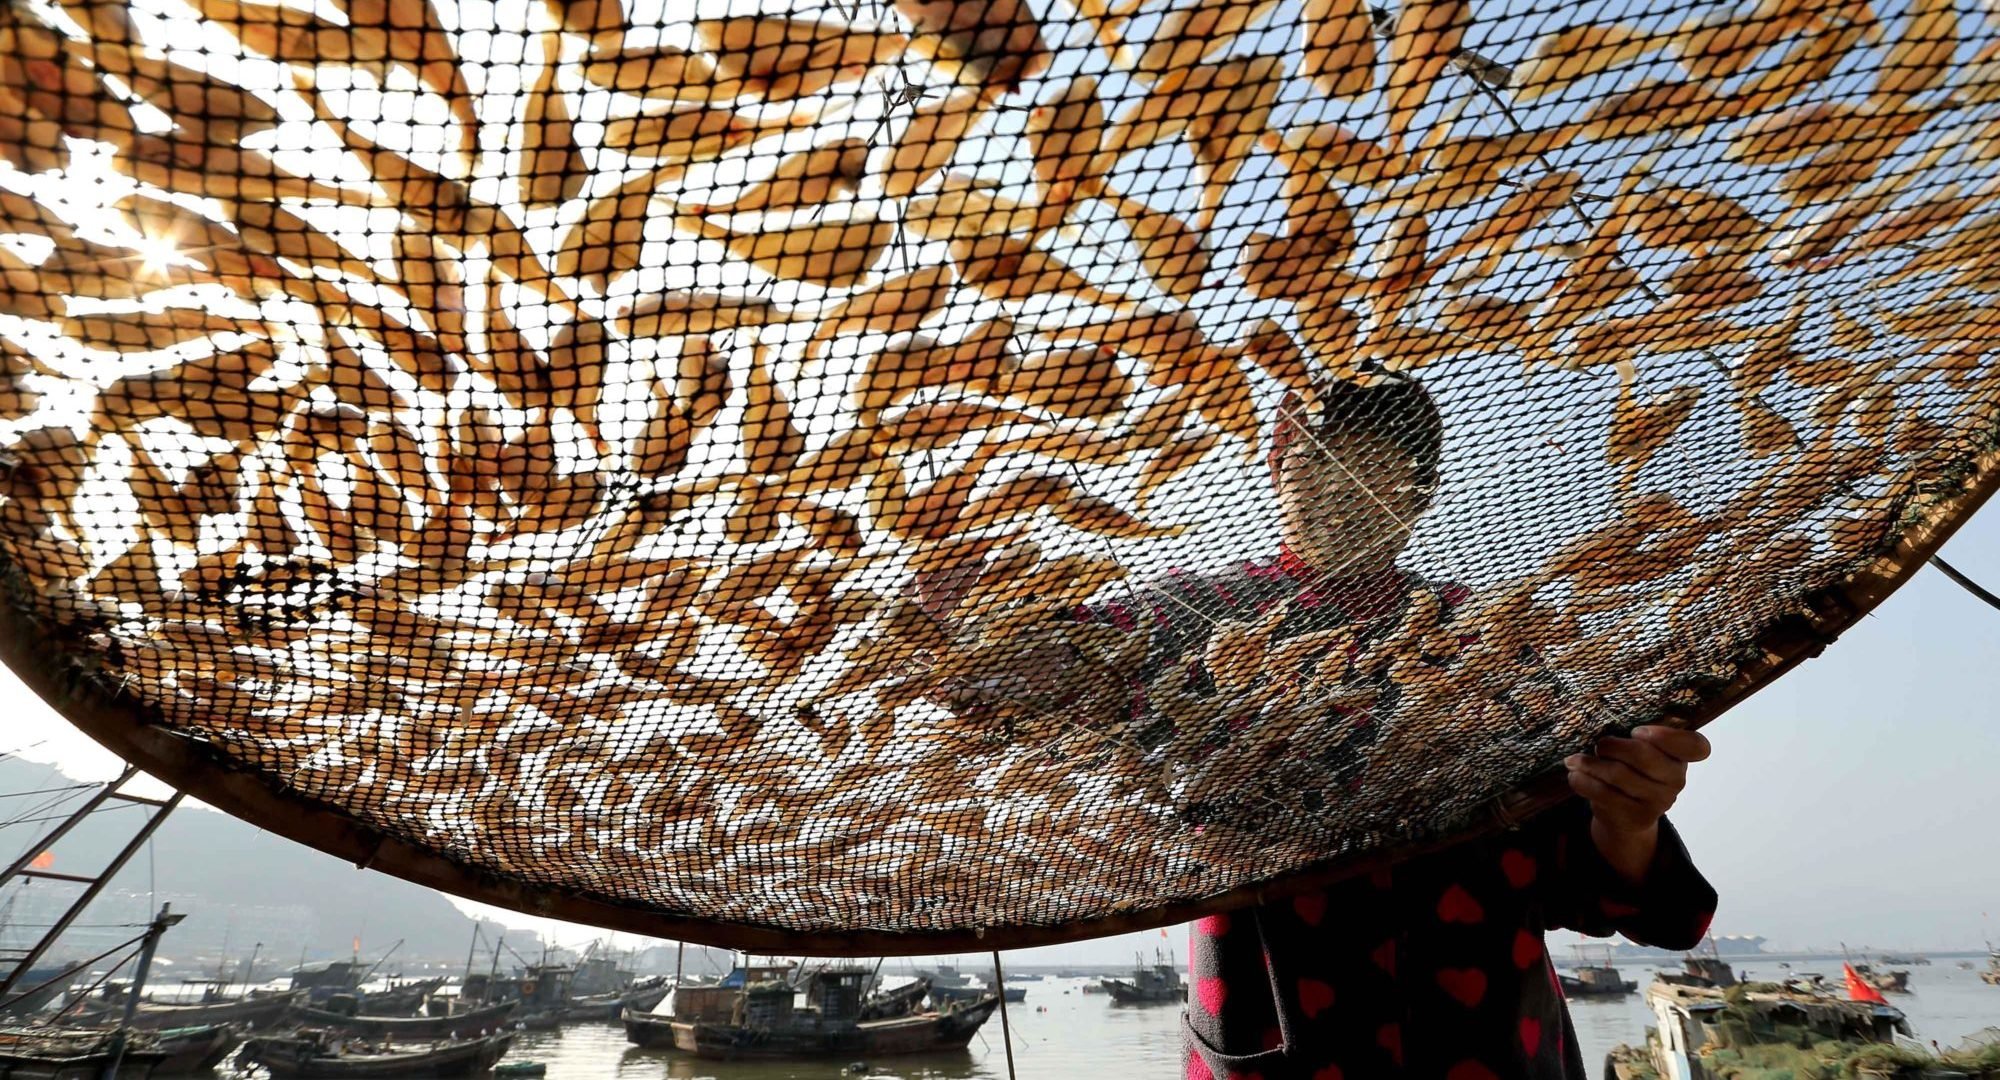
(212, 962), (2000, 1078)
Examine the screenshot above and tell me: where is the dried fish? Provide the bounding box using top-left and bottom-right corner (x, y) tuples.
(1134, 0), (1279, 84)
(742, 345), (805, 477)
(692, 139), (870, 216)
(1606, 368), (1703, 475)
(950, 235), (1146, 314)
(1300, 0), (1378, 101)
(1385, 0), (1468, 150)
(804, 264), (958, 364)
(1510, 22), (1660, 101)
(1098, 191), (1213, 300)
(893, 0), (1051, 92)
(1261, 124), (1410, 192)
(882, 87), (997, 200)
(519, 34), (589, 208)
(581, 42), (719, 101)
(1024, 77), (1110, 230)
(694, 16), (906, 102)
(668, 209), (895, 291)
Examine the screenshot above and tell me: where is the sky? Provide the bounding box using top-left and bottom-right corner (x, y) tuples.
(7, 504), (1998, 963)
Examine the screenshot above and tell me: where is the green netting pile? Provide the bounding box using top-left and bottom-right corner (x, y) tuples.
(0, 0), (1994, 951)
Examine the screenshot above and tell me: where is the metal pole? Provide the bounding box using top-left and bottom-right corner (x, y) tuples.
(103, 903), (183, 1080)
(0, 790), (182, 1001)
(0, 765), (136, 887)
(990, 951), (1017, 1080)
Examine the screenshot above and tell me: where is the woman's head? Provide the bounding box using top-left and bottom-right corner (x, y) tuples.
(1268, 376), (1443, 578)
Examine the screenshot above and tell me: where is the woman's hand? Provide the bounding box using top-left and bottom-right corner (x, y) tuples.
(1566, 725), (1711, 884)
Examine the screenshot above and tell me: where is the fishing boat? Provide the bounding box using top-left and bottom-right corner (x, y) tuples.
(0, 1026), (169, 1079)
(558, 976), (670, 1022)
(1604, 973), (1925, 1079)
(859, 978), (930, 1021)
(662, 968), (998, 1060)
(238, 1030), (513, 1078)
(1560, 963), (1637, 997)
(148, 1024), (243, 1073)
(1099, 952), (1185, 1006)
(920, 966), (1022, 1005)
(288, 1001), (516, 1039)
(347, 979), (445, 1017)
(65, 990), (303, 1031)
(1848, 964), (1911, 994)
(620, 1006), (673, 1050)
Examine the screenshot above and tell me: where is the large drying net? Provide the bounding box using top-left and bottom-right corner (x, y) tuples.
(0, 0), (1994, 952)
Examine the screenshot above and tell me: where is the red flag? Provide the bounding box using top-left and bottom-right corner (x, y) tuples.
(1160, 928), (1169, 939)
(1844, 963), (1888, 1004)
(28, 851), (53, 870)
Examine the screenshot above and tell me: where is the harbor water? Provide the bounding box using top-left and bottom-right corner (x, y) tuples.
(210, 961), (2000, 1079)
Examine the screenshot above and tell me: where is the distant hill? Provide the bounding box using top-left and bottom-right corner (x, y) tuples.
(0, 756), (522, 970)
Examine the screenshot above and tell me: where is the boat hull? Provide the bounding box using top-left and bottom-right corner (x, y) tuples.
(289, 1002), (516, 1039)
(668, 999), (999, 1061)
(240, 1033), (512, 1078)
(620, 1009), (674, 1049)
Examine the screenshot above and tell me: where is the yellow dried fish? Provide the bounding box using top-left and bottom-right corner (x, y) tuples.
(893, 0), (1051, 92)
(991, 344), (1133, 421)
(689, 138), (870, 216)
(1098, 191), (1214, 300)
(853, 321), (1014, 422)
(669, 209), (895, 290)
(1260, 124), (1410, 192)
(804, 263), (958, 363)
(1024, 77), (1110, 229)
(951, 235), (1146, 314)
(1239, 231), (1360, 303)
(1606, 367), (1702, 475)
(617, 290), (803, 339)
(1511, 23), (1660, 101)
(1576, 78), (1734, 142)
(882, 87), (997, 200)
(901, 174), (1042, 241)
(1385, 0), (1468, 150)
(581, 42), (719, 101)
(1136, 429), (1222, 509)
(519, 34), (588, 208)
(1433, 170), (1580, 282)
(1100, 54), (1284, 164)
(1300, 0), (1377, 101)
(742, 345), (805, 478)
(1870, 0), (1957, 108)
(601, 103), (821, 164)
(693, 16), (906, 103)
(1134, 0), (1279, 84)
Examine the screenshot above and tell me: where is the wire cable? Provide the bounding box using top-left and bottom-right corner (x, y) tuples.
(1931, 556), (2000, 613)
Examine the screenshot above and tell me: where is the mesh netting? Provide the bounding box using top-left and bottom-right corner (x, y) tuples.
(0, 0), (1995, 951)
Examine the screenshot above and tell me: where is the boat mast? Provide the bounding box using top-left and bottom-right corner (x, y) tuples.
(461, 923), (482, 985)
(102, 903), (184, 1080)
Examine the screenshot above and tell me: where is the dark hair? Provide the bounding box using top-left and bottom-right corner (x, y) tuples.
(1273, 375), (1444, 492)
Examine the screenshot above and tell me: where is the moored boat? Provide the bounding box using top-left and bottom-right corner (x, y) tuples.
(64, 991), (302, 1032)
(1099, 952), (1185, 1006)
(1560, 963), (1638, 997)
(149, 1024), (243, 1073)
(239, 1031), (513, 1078)
(660, 967), (998, 1061)
(288, 1001), (516, 1040)
(1603, 972), (1930, 1079)
(620, 1006), (672, 1050)
(0, 1026), (169, 1079)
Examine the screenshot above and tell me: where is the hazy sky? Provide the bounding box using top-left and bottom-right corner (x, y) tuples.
(7, 506), (1998, 963)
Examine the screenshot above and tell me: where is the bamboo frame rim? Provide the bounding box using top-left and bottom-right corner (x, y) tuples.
(5, 440), (1994, 956)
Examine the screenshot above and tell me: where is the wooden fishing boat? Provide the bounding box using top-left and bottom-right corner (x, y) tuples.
(0, 1027), (169, 1079)
(239, 1031), (512, 1078)
(620, 1007), (672, 1050)
(559, 977), (667, 1023)
(348, 979), (445, 1017)
(288, 1001), (515, 1039)
(859, 978), (930, 1021)
(1559, 963), (1637, 997)
(664, 968), (998, 1060)
(148, 1024), (242, 1073)
(1099, 952), (1185, 1005)
(66, 991), (303, 1032)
